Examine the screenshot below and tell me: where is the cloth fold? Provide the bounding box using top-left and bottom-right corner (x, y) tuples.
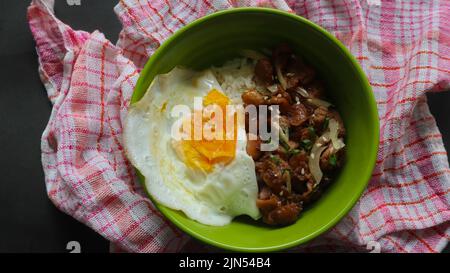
(28, 0), (449, 252)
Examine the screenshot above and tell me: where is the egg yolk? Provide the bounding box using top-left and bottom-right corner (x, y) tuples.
(176, 89), (237, 173)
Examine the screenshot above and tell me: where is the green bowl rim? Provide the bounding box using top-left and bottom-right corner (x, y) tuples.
(131, 7), (380, 252)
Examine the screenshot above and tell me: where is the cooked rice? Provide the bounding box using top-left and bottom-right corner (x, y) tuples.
(212, 58), (264, 102)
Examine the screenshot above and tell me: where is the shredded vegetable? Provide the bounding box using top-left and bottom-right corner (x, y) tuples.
(283, 169), (292, 193)
(328, 118), (346, 150)
(309, 145), (327, 186)
(307, 98), (333, 108)
(275, 63), (287, 90)
(308, 132), (330, 185)
(272, 119), (291, 150)
(296, 87), (310, 98)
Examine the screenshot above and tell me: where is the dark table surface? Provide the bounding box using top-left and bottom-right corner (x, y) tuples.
(0, 0), (448, 253)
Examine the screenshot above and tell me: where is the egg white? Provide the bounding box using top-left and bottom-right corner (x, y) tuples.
(124, 67), (260, 226)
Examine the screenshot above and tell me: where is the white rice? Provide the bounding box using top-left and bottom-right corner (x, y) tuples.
(211, 58), (264, 102)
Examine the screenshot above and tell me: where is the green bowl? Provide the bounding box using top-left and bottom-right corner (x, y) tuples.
(131, 8), (379, 252)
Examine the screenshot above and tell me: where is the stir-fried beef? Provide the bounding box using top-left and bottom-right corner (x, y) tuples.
(242, 44), (347, 226)
(254, 58), (274, 86)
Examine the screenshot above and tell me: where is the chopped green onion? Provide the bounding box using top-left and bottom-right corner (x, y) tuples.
(274, 120), (291, 151)
(289, 149), (301, 156)
(282, 169), (292, 193)
(301, 139), (313, 151)
(323, 117), (330, 131)
(308, 126), (316, 138)
(329, 154), (337, 167)
(270, 154), (281, 165)
(281, 144), (290, 153)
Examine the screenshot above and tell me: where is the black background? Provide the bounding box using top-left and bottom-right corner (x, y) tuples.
(0, 0), (448, 253)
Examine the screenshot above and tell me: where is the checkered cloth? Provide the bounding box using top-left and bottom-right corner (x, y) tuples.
(28, 0), (450, 252)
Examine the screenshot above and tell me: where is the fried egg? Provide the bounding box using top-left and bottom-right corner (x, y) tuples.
(124, 67), (260, 226)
